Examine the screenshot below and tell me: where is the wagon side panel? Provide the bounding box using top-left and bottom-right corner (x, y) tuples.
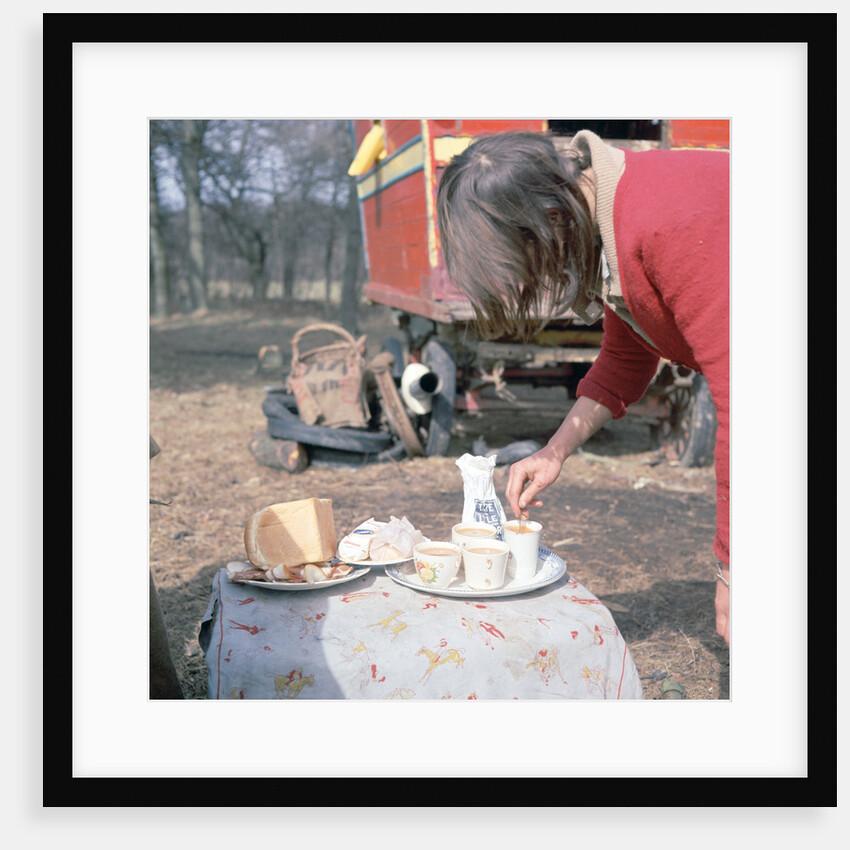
(353, 122), (440, 317)
(382, 119), (423, 154)
(361, 170), (431, 297)
(664, 118), (730, 149)
(423, 119), (549, 313)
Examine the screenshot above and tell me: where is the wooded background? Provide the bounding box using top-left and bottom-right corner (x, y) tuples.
(149, 119), (364, 328)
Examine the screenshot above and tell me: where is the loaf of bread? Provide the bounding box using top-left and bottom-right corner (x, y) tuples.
(244, 498), (337, 568)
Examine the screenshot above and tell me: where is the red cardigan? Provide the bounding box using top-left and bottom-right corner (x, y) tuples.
(576, 148), (730, 564)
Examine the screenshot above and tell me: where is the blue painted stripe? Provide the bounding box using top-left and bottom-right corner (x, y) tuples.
(357, 163), (424, 202)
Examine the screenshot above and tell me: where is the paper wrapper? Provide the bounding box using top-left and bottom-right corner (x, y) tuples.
(337, 517), (385, 562)
(369, 516), (425, 561)
(337, 516), (425, 562)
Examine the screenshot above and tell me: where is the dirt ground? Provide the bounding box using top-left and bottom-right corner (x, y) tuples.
(149, 300), (729, 701)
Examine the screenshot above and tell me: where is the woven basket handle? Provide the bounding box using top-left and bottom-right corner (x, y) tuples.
(290, 323), (365, 363)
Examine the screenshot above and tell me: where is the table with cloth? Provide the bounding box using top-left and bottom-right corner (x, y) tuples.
(199, 550), (644, 700)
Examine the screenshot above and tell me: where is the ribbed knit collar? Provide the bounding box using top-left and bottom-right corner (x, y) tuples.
(565, 130), (625, 325)
(565, 131), (656, 348)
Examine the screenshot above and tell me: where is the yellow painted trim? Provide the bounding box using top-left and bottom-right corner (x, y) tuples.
(355, 137), (425, 200)
(422, 121), (439, 268)
(433, 135), (474, 163)
(347, 122), (387, 176)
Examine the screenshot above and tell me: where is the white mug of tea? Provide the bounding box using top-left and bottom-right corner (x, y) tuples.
(413, 542), (462, 588)
(502, 520), (542, 581)
(461, 539), (509, 591)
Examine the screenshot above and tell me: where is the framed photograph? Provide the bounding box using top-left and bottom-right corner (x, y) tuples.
(46, 9), (834, 811)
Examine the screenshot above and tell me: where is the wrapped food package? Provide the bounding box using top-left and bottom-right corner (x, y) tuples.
(369, 516), (425, 561)
(338, 516), (426, 562)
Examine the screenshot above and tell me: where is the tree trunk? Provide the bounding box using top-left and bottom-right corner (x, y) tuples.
(149, 141), (169, 318)
(323, 216), (336, 316)
(181, 120), (208, 313)
(250, 229), (269, 301)
(281, 224), (298, 300)
(339, 177), (362, 334)
(324, 182), (341, 314)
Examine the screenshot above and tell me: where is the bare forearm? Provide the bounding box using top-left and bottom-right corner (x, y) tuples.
(547, 397), (613, 463)
(504, 396), (614, 517)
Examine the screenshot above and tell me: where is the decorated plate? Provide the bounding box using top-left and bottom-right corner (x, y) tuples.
(227, 562), (370, 591)
(239, 566), (370, 591)
(385, 546), (567, 598)
(338, 555), (416, 567)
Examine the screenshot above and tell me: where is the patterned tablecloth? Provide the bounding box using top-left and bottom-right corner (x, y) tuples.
(199, 555), (644, 700)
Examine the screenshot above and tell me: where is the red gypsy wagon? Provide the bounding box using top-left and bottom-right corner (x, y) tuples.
(349, 118), (729, 464)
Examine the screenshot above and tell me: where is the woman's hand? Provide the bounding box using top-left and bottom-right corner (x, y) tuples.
(715, 563), (730, 646)
(505, 445), (566, 518)
(505, 396), (613, 518)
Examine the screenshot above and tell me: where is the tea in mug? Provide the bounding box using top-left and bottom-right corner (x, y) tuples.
(455, 527), (494, 538)
(504, 522), (538, 534)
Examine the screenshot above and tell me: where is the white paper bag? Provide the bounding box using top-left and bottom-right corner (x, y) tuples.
(455, 453), (507, 537)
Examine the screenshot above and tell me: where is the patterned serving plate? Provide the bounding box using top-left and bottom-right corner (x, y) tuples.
(385, 546), (567, 598)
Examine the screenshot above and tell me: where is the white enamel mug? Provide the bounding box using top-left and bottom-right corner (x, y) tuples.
(461, 539), (509, 591)
(413, 542), (462, 588)
(502, 520), (542, 581)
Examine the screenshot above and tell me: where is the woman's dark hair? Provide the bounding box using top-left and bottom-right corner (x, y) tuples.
(435, 130), (596, 341)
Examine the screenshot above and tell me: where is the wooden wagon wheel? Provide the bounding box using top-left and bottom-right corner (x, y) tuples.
(648, 374), (717, 468)
(367, 352), (425, 458)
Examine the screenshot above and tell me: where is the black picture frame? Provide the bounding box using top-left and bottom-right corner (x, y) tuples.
(45, 11), (836, 809)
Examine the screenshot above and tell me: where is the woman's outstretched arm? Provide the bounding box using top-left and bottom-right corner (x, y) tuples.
(505, 396), (613, 518)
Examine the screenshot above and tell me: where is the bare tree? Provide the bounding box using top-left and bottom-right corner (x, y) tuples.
(181, 119), (208, 313)
(202, 120), (278, 301)
(340, 174), (363, 334)
(267, 121), (352, 301)
(149, 124), (170, 318)
(323, 178), (342, 309)
(150, 119), (361, 310)
(322, 123), (357, 312)
(278, 197), (300, 301)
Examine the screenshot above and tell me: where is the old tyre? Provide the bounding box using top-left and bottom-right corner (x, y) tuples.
(262, 393), (394, 454)
(307, 441), (408, 469)
(649, 374), (717, 467)
(421, 338), (457, 457)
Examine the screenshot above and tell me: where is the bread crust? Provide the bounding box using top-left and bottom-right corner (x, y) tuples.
(243, 498), (336, 568)
(243, 508), (264, 566)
